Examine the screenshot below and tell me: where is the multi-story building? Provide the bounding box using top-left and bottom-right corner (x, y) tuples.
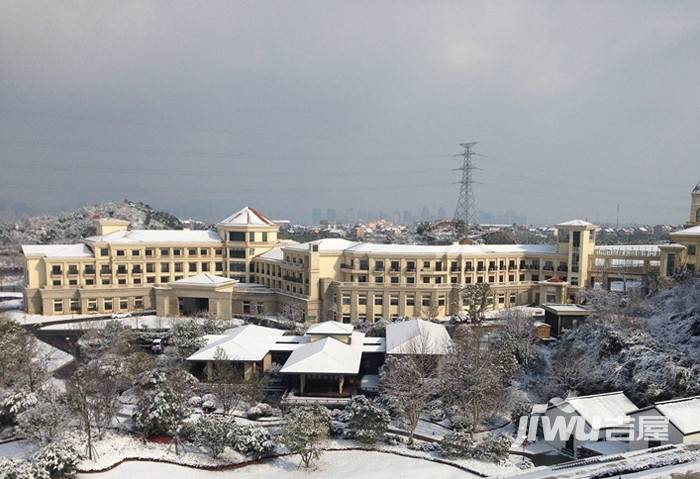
(20, 183), (699, 323)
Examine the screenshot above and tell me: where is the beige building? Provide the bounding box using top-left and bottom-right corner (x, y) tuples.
(25, 182), (700, 324)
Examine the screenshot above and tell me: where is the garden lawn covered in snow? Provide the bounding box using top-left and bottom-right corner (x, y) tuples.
(76, 450), (479, 479)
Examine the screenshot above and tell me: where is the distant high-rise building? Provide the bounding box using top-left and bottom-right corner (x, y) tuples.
(420, 206), (431, 222)
(312, 208), (323, 225)
(326, 208), (337, 223)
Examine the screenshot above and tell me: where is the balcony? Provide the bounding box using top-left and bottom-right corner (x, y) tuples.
(99, 268), (112, 275)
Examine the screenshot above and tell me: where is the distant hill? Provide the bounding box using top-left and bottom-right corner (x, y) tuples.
(0, 200), (184, 247)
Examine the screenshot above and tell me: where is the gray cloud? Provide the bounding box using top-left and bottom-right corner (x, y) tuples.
(1, 0), (699, 224)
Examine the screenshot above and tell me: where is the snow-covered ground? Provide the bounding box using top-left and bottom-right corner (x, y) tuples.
(0, 440), (37, 459)
(76, 450), (476, 479)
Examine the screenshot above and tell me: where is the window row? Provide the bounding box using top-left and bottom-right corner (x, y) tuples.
(53, 296), (144, 313)
(98, 247), (223, 258)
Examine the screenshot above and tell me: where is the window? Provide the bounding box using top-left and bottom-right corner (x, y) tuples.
(510, 293), (517, 304)
(135, 297), (144, 309)
(116, 250), (125, 257)
(375, 260), (384, 270)
(435, 277), (442, 284)
(489, 276), (495, 283)
(215, 262), (223, 272)
(498, 293), (505, 304)
(52, 265), (62, 275)
(689, 245), (697, 256)
(145, 249), (154, 256)
(374, 296), (383, 306)
(342, 294), (351, 305)
(228, 231), (246, 241)
(147, 263), (155, 273)
(160, 276), (169, 283)
(84, 265), (95, 274)
(358, 294), (367, 305)
(519, 274), (525, 282)
(119, 298), (128, 310)
(249, 232), (256, 242)
(100, 248), (108, 256)
(133, 278), (141, 285)
(174, 263), (183, 273)
(229, 248), (246, 259)
(509, 274), (515, 282)
(422, 277), (430, 284)
(200, 248), (208, 255)
(201, 263), (210, 272)
(160, 263), (170, 273)
(262, 232), (268, 242)
(375, 276), (384, 283)
(52, 279), (62, 286)
(214, 248), (223, 255)
(173, 249), (181, 256)
(423, 261), (431, 269)
(132, 249), (140, 257)
(421, 296), (431, 307)
(147, 276), (155, 284)
(160, 248), (169, 256)
(406, 295), (415, 306)
(406, 261), (415, 271)
(390, 261), (400, 271)
(188, 248), (197, 256)
(53, 300), (63, 313)
(85, 278), (94, 285)
(117, 265), (127, 274)
(68, 265), (79, 275)
(451, 276), (458, 284)
(342, 314), (351, 323)
(390, 295), (399, 306)
(103, 298), (113, 311)
(406, 277), (414, 284)
(102, 278), (111, 285)
(118, 278), (126, 285)
(438, 296), (446, 306)
(87, 299), (97, 312)
(230, 262), (246, 272)
(359, 260), (369, 270)
(465, 277), (472, 284)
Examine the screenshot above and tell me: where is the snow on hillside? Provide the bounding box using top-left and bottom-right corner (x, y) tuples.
(0, 200), (185, 247)
(548, 279), (700, 406)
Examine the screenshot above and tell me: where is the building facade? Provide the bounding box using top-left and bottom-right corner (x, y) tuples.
(20, 183), (699, 323)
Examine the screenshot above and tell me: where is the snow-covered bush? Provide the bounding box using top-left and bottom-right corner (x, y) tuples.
(509, 399), (533, 426)
(230, 424), (275, 458)
(470, 434), (511, 463)
(345, 395), (391, 444)
(188, 396), (202, 407)
(0, 457), (49, 479)
(281, 405), (331, 468)
(408, 441), (441, 453)
(440, 430), (474, 458)
(246, 402), (274, 420)
(194, 415), (233, 458)
(16, 389), (70, 445)
(134, 369), (195, 437)
(32, 442), (81, 478)
(0, 389), (38, 419)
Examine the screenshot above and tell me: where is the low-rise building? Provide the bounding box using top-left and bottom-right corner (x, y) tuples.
(628, 396), (700, 450)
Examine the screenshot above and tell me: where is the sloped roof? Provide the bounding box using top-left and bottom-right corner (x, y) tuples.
(280, 337), (362, 375)
(171, 273), (236, 287)
(694, 179), (700, 193)
(307, 321), (354, 336)
(551, 392), (637, 429)
(653, 396), (700, 435)
(187, 325), (286, 362)
(385, 320), (453, 355)
(671, 225), (700, 237)
(21, 244), (94, 258)
(85, 229), (222, 244)
(217, 207), (275, 226)
(557, 219), (596, 227)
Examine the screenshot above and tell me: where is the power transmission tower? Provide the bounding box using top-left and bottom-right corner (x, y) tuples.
(453, 142), (481, 236)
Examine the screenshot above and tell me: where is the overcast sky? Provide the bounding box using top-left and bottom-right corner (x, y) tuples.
(1, 1), (699, 225)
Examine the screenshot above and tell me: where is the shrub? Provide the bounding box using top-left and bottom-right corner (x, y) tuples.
(230, 424), (275, 458)
(0, 457), (50, 479)
(470, 434), (511, 463)
(345, 395), (391, 444)
(246, 403), (274, 420)
(281, 405), (331, 468)
(32, 442), (81, 478)
(194, 415), (233, 458)
(441, 430), (474, 458)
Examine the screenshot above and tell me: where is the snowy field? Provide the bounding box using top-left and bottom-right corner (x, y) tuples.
(76, 450), (476, 479)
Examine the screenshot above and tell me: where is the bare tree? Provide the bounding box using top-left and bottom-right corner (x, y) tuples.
(440, 325), (516, 435)
(210, 347), (243, 415)
(0, 319), (49, 392)
(421, 301), (441, 322)
(460, 284), (494, 323)
(380, 329), (439, 443)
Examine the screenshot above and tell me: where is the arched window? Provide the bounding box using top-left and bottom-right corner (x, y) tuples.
(696, 208), (700, 223)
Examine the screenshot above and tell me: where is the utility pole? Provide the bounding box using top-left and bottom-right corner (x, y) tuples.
(453, 142), (480, 237)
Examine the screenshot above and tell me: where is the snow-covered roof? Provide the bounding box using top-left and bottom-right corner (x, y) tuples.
(217, 206), (275, 226)
(21, 244), (94, 258)
(550, 392), (638, 429)
(557, 219), (596, 227)
(284, 239), (557, 256)
(85, 229), (222, 245)
(187, 324), (287, 362)
(171, 273), (236, 287)
(258, 246), (284, 262)
(280, 336), (362, 375)
(385, 320), (453, 355)
(543, 304), (592, 315)
(307, 321), (354, 336)
(636, 396), (700, 435)
(672, 225), (700, 237)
